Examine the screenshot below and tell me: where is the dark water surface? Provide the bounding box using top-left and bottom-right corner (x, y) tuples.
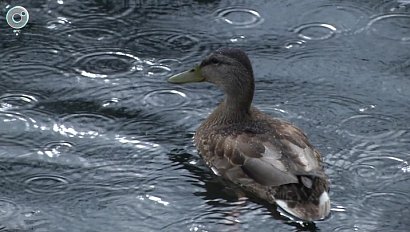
(1, 0), (410, 231)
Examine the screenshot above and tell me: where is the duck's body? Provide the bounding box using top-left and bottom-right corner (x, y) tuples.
(168, 48), (330, 221)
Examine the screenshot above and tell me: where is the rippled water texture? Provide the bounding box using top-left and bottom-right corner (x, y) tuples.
(1, 0), (409, 231)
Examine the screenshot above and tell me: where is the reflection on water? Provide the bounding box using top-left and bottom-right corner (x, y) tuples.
(1, 0), (409, 231)
(214, 7), (264, 28)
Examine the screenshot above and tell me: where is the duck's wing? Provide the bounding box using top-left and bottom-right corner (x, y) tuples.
(200, 119), (324, 183)
(197, 128), (321, 187)
(199, 124), (329, 219)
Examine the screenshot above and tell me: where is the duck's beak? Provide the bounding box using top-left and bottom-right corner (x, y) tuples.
(167, 65), (204, 83)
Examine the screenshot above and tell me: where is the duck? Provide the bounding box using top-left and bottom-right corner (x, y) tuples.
(167, 48), (330, 221)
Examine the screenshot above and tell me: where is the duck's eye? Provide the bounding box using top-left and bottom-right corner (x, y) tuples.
(210, 58), (220, 64)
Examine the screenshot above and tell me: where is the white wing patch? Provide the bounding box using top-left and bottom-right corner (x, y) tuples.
(211, 166), (220, 176)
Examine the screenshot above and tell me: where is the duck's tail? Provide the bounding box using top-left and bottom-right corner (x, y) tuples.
(274, 176), (331, 221)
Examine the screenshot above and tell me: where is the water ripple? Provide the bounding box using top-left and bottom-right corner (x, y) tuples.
(79, 143), (159, 167)
(366, 14), (410, 42)
(146, 58), (182, 78)
(56, 16), (131, 46)
(0, 161), (78, 195)
(348, 155), (408, 181)
(123, 29), (208, 60)
(2, 64), (75, 97)
(55, 190), (173, 231)
(161, 108), (207, 133)
(0, 112), (32, 140)
(214, 7), (264, 28)
(56, 113), (116, 139)
(23, 174), (70, 194)
(46, 16), (71, 30)
(275, 44), (347, 80)
(118, 119), (170, 141)
(332, 224), (376, 232)
(33, 140), (89, 167)
(46, 0), (138, 18)
(40, 141), (76, 158)
(0, 46), (69, 66)
(362, 191), (410, 213)
(0, 198), (19, 219)
(297, 4), (371, 33)
(340, 114), (398, 138)
(289, 93), (365, 120)
(229, 35), (247, 44)
(284, 39), (306, 49)
(0, 92), (39, 111)
(0, 139), (34, 158)
(145, 65), (172, 77)
(372, 0), (410, 13)
(0, 32), (65, 51)
(61, 27), (122, 44)
(293, 23), (337, 40)
(142, 89), (189, 108)
(72, 50), (142, 78)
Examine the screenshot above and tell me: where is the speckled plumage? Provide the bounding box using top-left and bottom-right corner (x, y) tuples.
(169, 48), (330, 221)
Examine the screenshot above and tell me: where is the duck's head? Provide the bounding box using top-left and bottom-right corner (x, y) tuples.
(168, 48), (255, 99)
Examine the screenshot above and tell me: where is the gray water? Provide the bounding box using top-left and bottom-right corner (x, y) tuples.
(0, 0), (409, 231)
